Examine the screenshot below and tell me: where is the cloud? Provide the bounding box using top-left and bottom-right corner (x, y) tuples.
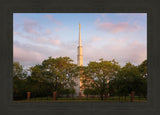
(44, 28), (52, 35)
(13, 39), (77, 68)
(13, 35), (146, 68)
(83, 36), (146, 66)
(34, 37), (61, 46)
(14, 18), (62, 47)
(98, 22), (141, 33)
(23, 18), (41, 35)
(54, 27), (71, 32)
(105, 40), (146, 66)
(45, 14), (62, 25)
(95, 18), (101, 24)
(55, 28), (60, 32)
(14, 31), (61, 46)
(90, 36), (103, 42)
(95, 18), (142, 33)
(13, 43), (46, 67)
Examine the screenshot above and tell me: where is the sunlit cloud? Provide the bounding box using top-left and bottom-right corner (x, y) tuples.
(13, 40), (76, 67)
(95, 17), (142, 33)
(14, 31), (61, 46)
(44, 28), (52, 35)
(13, 43), (45, 67)
(45, 14), (62, 25)
(90, 36), (103, 42)
(23, 18), (41, 35)
(97, 22), (141, 33)
(83, 36), (146, 66)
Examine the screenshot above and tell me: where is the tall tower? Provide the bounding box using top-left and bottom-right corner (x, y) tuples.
(74, 23), (83, 97)
(77, 23), (83, 66)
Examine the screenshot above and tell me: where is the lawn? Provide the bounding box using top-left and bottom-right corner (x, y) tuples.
(13, 96), (147, 102)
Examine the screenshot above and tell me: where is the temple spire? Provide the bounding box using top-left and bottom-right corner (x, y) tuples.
(79, 23), (82, 46)
(77, 23), (83, 66)
(75, 23), (84, 97)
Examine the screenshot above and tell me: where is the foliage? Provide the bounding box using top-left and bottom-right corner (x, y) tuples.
(13, 62), (28, 100)
(29, 56), (78, 97)
(13, 58), (147, 100)
(109, 61), (147, 99)
(13, 62), (27, 79)
(82, 59), (121, 100)
(138, 59), (147, 77)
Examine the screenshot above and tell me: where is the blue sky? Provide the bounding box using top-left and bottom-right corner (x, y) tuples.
(13, 13), (147, 69)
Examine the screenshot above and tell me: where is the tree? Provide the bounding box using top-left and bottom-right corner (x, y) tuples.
(114, 62), (147, 100)
(13, 62), (28, 100)
(80, 66), (93, 99)
(82, 59), (120, 100)
(13, 62), (27, 79)
(29, 56), (79, 98)
(138, 60), (147, 98)
(138, 60), (147, 78)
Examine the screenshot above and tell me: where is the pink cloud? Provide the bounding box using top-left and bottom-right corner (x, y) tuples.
(95, 18), (101, 24)
(107, 37), (130, 46)
(83, 36), (146, 66)
(89, 36), (103, 42)
(50, 39), (61, 45)
(13, 32), (33, 39)
(13, 44), (45, 66)
(55, 28), (60, 32)
(96, 20), (142, 33)
(35, 38), (61, 46)
(13, 40), (77, 67)
(103, 40), (146, 66)
(54, 27), (70, 32)
(44, 28), (52, 35)
(45, 15), (62, 25)
(23, 18), (41, 35)
(14, 31), (61, 46)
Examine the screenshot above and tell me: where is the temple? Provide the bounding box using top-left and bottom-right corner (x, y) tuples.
(74, 23), (84, 96)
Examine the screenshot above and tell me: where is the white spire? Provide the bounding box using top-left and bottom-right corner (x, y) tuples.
(75, 23), (84, 97)
(77, 23), (83, 66)
(79, 23), (81, 46)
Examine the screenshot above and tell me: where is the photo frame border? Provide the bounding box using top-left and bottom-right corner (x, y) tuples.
(0, 0), (159, 115)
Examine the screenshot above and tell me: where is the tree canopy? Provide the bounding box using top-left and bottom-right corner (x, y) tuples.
(81, 59), (121, 100)
(13, 57), (147, 100)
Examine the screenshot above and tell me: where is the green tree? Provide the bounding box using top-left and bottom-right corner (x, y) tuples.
(82, 59), (120, 100)
(13, 62), (27, 79)
(29, 56), (79, 98)
(13, 62), (28, 100)
(138, 60), (147, 77)
(138, 60), (147, 98)
(115, 62), (146, 100)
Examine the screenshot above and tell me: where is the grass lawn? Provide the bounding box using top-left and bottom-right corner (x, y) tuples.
(13, 96), (147, 102)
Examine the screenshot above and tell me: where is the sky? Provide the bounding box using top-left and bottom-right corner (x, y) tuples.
(13, 13), (147, 69)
